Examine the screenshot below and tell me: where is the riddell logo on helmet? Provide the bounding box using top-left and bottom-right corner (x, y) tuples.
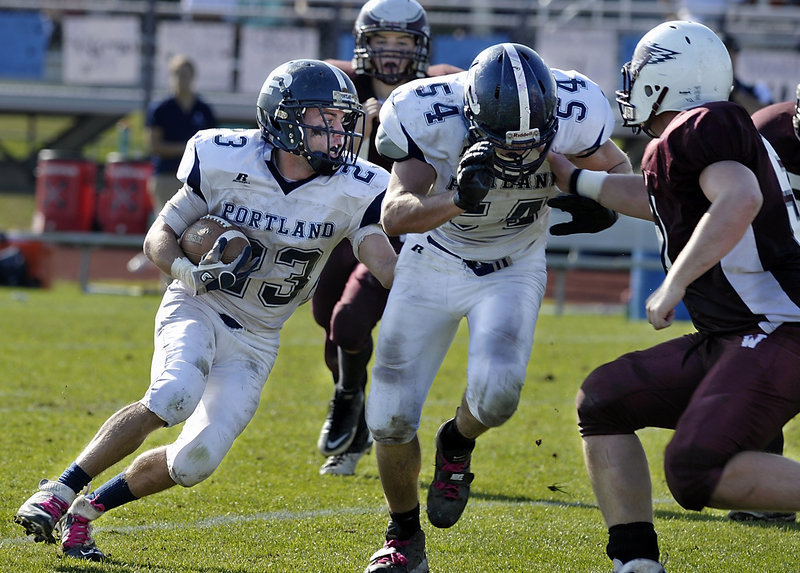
(506, 128), (540, 143)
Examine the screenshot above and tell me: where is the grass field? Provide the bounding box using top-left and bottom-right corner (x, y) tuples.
(1, 284), (799, 572)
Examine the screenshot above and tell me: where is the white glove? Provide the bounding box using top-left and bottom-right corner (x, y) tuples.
(171, 237), (257, 295)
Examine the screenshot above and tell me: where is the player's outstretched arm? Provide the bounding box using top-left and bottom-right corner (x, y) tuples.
(548, 150), (653, 221)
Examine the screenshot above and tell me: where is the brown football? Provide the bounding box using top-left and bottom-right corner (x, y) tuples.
(179, 215), (250, 265)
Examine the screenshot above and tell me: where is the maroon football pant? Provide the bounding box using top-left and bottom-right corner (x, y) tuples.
(311, 240), (390, 378)
(577, 325), (800, 510)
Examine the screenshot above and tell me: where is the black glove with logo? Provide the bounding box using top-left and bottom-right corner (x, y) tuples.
(548, 194), (618, 236)
(454, 140), (495, 211)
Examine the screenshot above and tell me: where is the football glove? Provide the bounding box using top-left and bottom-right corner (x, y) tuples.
(172, 237), (259, 295)
(454, 140), (495, 211)
(548, 194), (619, 236)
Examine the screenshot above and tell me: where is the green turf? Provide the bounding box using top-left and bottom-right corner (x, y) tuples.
(1, 284), (798, 572)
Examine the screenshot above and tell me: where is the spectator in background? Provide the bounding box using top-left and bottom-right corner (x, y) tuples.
(128, 54), (217, 273)
(146, 55), (217, 213)
(723, 33), (774, 114)
(312, 0), (461, 477)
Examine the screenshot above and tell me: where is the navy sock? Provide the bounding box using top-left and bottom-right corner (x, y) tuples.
(58, 463), (92, 495)
(606, 521), (659, 564)
(387, 505), (421, 540)
(87, 473), (138, 512)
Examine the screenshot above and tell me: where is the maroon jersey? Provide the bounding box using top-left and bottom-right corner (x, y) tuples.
(641, 101), (800, 334)
(752, 100), (800, 198)
(352, 74), (392, 171)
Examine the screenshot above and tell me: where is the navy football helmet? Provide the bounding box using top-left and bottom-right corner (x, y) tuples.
(352, 0), (430, 85)
(256, 59), (365, 175)
(464, 43), (559, 183)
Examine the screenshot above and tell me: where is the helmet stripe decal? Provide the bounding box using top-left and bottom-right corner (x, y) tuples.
(321, 60), (349, 91)
(502, 43), (531, 131)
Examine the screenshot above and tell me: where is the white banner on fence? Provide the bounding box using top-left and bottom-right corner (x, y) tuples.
(155, 21), (236, 91)
(238, 26), (320, 93)
(738, 49), (800, 103)
(535, 28), (618, 106)
(63, 16), (141, 85)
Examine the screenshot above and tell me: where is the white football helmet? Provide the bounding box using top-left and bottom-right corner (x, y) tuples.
(616, 20), (733, 135)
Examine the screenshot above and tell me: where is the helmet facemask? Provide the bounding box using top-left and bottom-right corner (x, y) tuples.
(617, 60), (670, 138)
(256, 62), (365, 176)
(466, 118), (556, 184)
(352, 0), (431, 85)
(291, 105), (364, 176)
(357, 31), (428, 85)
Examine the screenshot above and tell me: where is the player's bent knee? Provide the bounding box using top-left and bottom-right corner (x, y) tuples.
(330, 305), (373, 351)
(367, 411), (418, 444)
(167, 441), (227, 487)
(473, 392), (519, 427)
(469, 367), (524, 427)
(368, 418), (417, 444)
(145, 360), (208, 427)
(576, 367), (639, 436)
(664, 440), (722, 511)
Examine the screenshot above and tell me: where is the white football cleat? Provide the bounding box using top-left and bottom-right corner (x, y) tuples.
(14, 479), (76, 544)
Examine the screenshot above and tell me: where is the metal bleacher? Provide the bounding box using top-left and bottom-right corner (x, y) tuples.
(1, 1), (799, 186)
(2, 0), (799, 304)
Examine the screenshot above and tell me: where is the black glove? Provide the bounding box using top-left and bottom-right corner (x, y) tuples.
(548, 194), (619, 236)
(454, 140), (495, 211)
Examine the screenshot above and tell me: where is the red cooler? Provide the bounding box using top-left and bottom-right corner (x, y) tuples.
(96, 153), (154, 234)
(33, 149), (97, 232)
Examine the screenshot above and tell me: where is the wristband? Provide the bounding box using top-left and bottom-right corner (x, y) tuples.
(570, 169), (607, 201)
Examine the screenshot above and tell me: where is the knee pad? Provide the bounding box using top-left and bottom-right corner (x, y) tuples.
(144, 359), (208, 427)
(166, 428), (229, 487)
(467, 363), (525, 428)
(577, 365), (641, 436)
(664, 438), (724, 511)
(366, 365), (418, 444)
(367, 417), (417, 445)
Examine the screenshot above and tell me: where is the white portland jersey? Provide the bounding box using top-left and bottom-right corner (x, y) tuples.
(378, 69), (615, 261)
(160, 128), (390, 333)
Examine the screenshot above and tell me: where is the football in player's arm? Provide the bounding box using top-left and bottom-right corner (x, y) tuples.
(14, 59), (396, 563)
